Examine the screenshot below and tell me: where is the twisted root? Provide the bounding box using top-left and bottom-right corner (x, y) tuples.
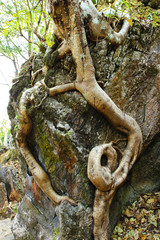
(16, 81), (77, 206)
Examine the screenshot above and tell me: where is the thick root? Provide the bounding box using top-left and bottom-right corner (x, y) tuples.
(93, 190), (112, 240)
(16, 82), (77, 206)
(88, 143), (117, 191)
(49, 82), (76, 96)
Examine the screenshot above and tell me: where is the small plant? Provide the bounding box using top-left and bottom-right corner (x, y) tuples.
(53, 227), (60, 240)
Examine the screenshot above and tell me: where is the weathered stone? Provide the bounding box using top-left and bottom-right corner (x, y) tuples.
(0, 150), (11, 164)
(8, 23), (160, 239)
(0, 164), (7, 184)
(12, 175), (59, 240)
(0, 182), (8, 208)
(0, 150), (25, 203)
(57, 202), (93, 240)
(8, 165), (24, 202)
(0, 218), (14, 240)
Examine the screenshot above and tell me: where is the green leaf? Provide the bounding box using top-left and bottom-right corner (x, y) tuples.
(127, 19), (133, 26)
(121, 0), (130, 9)
(91, 0), (97, 4)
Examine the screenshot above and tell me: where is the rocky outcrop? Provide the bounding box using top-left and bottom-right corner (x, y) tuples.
(0, 182), (8, 208)
(8, 22), (160, 239)
(0, 150), (25, 203)
(0, 149), (25, 220)
(12, 175), (93, 240)
(0, 218), (14, 240)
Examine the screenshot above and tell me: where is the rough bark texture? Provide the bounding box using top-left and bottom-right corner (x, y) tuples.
(8, 2), (160, 238)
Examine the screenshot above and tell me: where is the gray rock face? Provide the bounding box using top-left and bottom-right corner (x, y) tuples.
(12, 175), (93, 240)
(12, 194), (56, 240)
(0, 182), (8, 208)
(57, 202), (93, 240)
(0, 151), (25, 204)
(0, 218), (14, 240)
(8, 23), (160, 239)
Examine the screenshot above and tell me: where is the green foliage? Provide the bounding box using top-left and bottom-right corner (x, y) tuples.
(91, 0), (97, 4)
(97, 0), (160, 27)
(127, 0), (160, 27)
(53, 227), (60, 240)
(0, 0), (54, 71)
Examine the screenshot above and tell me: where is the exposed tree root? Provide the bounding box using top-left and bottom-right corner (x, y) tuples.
(16, 82), (77, 206)
(16, 0), (143, 239)
(47, 1), (143, 239)
(93, 190), (113, 240)
(31, 68), (43, 85)
(49, 82), (76, 96)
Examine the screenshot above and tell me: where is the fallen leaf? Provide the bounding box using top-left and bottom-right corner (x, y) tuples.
(141, 217), (146, 223)
(147, 198), (155, 204)
(153, 234), (160, 240)
(148, 214), (158, 227)
(134, 230), (139, 239)
(124, 208), (133, 217)
(140, 234), (147, 240)
(130, 217), (137, 224)
(127, 19), (133, 26)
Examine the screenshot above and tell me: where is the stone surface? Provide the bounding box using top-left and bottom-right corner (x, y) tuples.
(57, 202), (93, 240)
(8, 22), (160, 239)
(0, 149), (26, 221)
(0, 182), (8, 208)
(0, 150), (25, 203)
(12, 175), (93, 240)
(12, 195), (56, 240)
(0, 218), (14, 240)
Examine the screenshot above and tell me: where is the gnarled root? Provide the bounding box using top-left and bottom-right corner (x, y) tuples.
(49, 82), (76, 96)
(47, 0), (143, 238)
(88, 144), (117, 239)
(16, 81), (76, 206)
(93, 190), (113, 240)
(87, 134), (142, 239)
(88, 143), (117, 191)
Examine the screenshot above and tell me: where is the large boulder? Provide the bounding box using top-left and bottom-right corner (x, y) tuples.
(8, 22), (160, 239)
(0, 150), (25, 203)
(0, 150), (25, 220)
